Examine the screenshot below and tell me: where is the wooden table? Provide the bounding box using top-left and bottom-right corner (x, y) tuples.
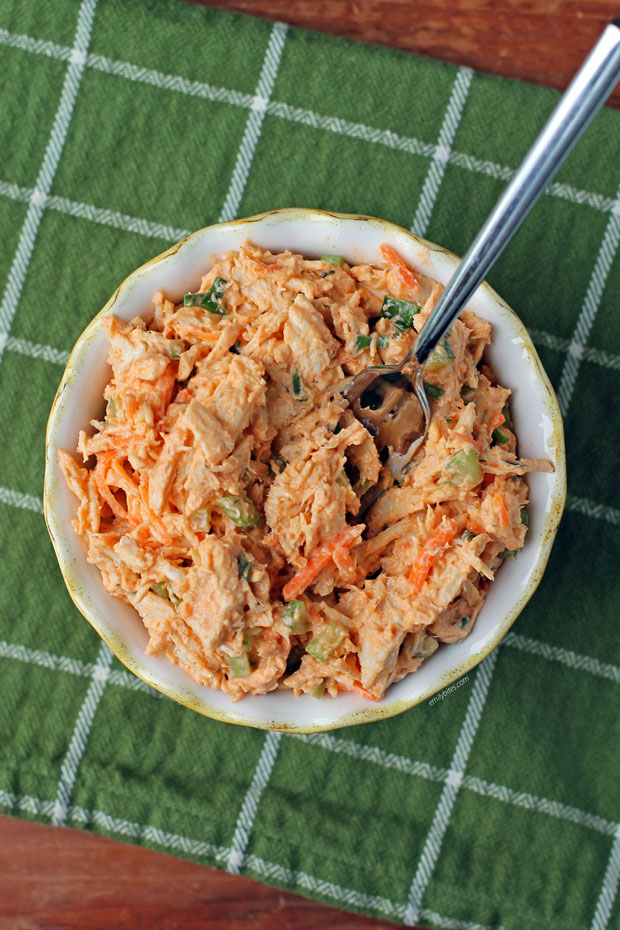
(5, 3), (620, 928)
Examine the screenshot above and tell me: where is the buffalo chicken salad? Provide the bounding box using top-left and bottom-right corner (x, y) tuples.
(59, 241), (552, 700)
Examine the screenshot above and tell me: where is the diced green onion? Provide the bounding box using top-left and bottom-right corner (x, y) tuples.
(499, 549), (517, 559)
(461, 529), (477, 540)
(283, 599), (310, 635)
(227, 654), (252, 678)
(377, 334), (389, 349)
(426, 335), (455, 370)
(423, 381), (444, 401)
(218, 493), (262, 528)
(306, 621), (347, 662)
(492, 428), (510, 445)
(150, 582), (169, 599)
(321, 254), (345, 266)
(183, 276), (228, 314)
(310, 680), (325, 698)
(445, 416), (453, 424)
(521, 509), (529, 526)
(446, 449), (482, 489)
(354, 334), (371, 353)
(459, 615), (471, 629)
(189, 507), (211, 531)
(291, 370), (307, 399)
(380, 295), (420, 332)
(320, 270), (334, 278)
(414, 634), (438, 659)
(238, 554), (252, 581)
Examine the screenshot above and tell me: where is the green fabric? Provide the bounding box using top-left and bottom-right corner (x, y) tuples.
(1, 2), (620, 928)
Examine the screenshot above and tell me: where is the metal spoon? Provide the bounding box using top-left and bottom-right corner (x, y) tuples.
(345, 19), (620, 509)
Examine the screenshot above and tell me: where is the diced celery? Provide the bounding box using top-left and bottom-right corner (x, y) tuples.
(499, 549), (517, 559)
(238, 554), (252, 581)
(227, 654), (251, 678)
(189, 507), (211, 531)
(336, 470), (351, 489)
(460, 384), (477, 403)
(354, 334), (371, 353)
(380, 295), (420, 332)
(242, 634), (252, 652)
(306, 622), (347, 662)
(283, 599), (310, 635)
(183, 276), (228, 314)
(150, 582), (169, 599)
(426, 335), (454, 370)
(414, 634), (438, 659)
(354, 478), (372, 496)
(321, 254), (345, 266)
(492, 428), (510, 445)
(521, 509), (529, 526)
(167, 341), (184, 360)
(446, 449), (482, 489)
(310, 680), (325, 698)
(106, 397), (117, 419)
(218, 493), (262, 528)
(423, 381), (444, 400)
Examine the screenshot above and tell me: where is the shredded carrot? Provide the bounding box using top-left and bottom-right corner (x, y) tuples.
(495, 494), (510, 530)
(283, 526), (362, 601)
(454, 432), (483, 453)
(489, 412), (505, 430)
(174, 388), (193, 405)
(352, 681), (380, 702)
(137, 480), (173, 544)
(175, 325), (220, 342)
(466, 517), (486, 535)
(152, 364), (175, 418)
(94, 454), (133, 524)
(379, 244), (421, 291)
(408, 518), (458, 591)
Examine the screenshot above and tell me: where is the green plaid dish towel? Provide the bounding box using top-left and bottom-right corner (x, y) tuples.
(1, 1), (620, 928)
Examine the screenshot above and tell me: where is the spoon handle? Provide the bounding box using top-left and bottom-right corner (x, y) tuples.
(413, 20), (620, 366)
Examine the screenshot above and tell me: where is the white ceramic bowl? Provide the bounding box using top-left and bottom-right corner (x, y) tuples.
(44, 209), (566, 732)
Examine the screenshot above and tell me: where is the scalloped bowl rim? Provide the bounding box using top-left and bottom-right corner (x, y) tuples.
(44, 208), (566, 732)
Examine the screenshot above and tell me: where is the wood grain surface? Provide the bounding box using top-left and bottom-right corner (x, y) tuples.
(0, 815), (420, 930)
(6, 4), (619, 928)
(188, 0), (620, 107)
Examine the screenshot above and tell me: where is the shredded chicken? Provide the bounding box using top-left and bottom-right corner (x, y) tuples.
(60, 242), (552, 701)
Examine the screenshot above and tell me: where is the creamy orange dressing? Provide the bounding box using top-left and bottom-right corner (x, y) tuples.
(59, 242), (551, 700)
